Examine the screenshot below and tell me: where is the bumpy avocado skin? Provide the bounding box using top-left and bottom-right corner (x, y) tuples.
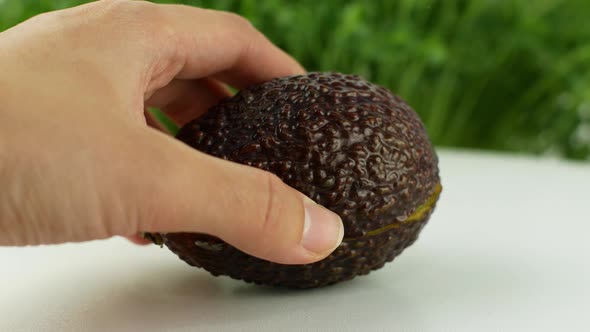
(164, 72), (440, 288)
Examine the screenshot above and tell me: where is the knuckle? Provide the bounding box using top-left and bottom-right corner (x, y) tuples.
(36, 0), (155, 38)
(79, 0), (159, 32)
(96, 0), (157, 28)
(222, 11), (256, 33)
(92, 0), (141, 15)
(259, 171), (285, 235)
(230, 13), (265, 57)
(61, 0), (163, 58)
(218, 12), (262, 63)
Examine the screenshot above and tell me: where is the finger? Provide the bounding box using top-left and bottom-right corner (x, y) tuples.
(137, 2), (305, 90)
(145, 78), (231, 127)
(122, 129), (343, 265)
(124, 235), (151, 245)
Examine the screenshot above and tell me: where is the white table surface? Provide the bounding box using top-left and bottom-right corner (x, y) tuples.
(1, 149), (589, 332)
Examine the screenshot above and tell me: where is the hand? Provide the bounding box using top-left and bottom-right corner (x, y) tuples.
(0, 0), (343, 264)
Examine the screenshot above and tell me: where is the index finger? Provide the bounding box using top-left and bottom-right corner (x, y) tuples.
(142, 3), (306, 89)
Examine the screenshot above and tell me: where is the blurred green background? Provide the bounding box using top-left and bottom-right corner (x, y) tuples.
(2, 0), (590, 160)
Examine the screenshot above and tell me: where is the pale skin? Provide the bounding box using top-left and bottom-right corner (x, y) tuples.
(0, 0), (343, 264)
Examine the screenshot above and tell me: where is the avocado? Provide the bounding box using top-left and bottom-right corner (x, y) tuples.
(148, 72), (441, 289)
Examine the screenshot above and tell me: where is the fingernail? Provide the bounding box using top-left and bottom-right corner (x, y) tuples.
(301, 197), (344, 255)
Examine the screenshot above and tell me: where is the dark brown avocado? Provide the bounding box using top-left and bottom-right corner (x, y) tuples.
(148, 72), (441, 289)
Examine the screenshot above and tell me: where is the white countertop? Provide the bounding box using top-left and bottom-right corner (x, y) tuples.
(1, 149), (589, 332)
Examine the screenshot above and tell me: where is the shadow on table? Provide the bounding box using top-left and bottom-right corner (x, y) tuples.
(73, 250), (529, 331)
(75, 265), (418, 330)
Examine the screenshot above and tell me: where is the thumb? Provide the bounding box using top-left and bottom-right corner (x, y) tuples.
(132, 129), (344, 265)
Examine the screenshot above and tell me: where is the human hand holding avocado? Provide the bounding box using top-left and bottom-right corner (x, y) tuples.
(0, 0), (344, 264)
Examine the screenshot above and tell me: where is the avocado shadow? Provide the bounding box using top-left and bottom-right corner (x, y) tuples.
(55, 247), (531, 331)
(75, 265), (419, 331)
(79, 270), (232, 330)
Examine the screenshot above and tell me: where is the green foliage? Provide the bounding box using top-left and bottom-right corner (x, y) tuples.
(2, 0), (589, 160)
